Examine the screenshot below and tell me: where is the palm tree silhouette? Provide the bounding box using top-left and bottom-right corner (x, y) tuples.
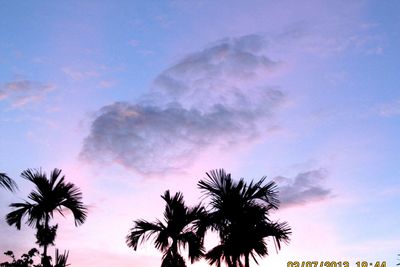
(5, 168), (87, 267)
(0, 172), (18, 192)
(198, 169), (291, 267)
(126, 190), (205, 267)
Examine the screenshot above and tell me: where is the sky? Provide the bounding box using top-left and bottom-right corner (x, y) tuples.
(0, 0), (399, 266)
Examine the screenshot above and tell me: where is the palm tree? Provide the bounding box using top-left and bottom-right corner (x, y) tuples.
(198, 169), (291, 267)
(6, 168), (87, 267)
(126, 190), (205, 267)
(0, 172), (18, 192)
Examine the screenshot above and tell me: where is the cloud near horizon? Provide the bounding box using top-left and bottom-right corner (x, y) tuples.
(275, 169), (332, 207)
(80, 35), (286, 174)
(0, 80), (54, 108)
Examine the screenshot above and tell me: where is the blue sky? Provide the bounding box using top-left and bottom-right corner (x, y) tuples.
(1, 1), (400, 266)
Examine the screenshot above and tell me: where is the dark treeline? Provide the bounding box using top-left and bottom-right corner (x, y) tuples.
(1, 168), (291, 267)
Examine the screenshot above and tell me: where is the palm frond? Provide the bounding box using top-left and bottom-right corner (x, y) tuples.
(126, 219), (166, 250)
(49, 168), (64, 189)
(54, 249), (69, 267)
(263, 221), (291, 250)
(0, 173), (18, 192)
(178, 231), (204, 262)
(58, 183), (88, 225)
(243, 177), (280, 209)
(205, 245), (225, 267)
(199, 169), (291, 267)
(6, 202), (34, 229)
(21, 168), (47, 184)
(162, 190), (187, 227)
(127, 190), (205, 266)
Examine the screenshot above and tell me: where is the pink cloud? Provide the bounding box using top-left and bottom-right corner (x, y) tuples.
(98, 80), (116, 88)
(62, 67), (100, 81)
(0, 80), (55, 108)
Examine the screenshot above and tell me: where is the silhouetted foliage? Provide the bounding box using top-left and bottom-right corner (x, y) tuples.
(161, 252), (186, 267)
(5, 168), (87, 267)
(53, 250), (69, 267)
(126, 190), (206, 267)
(0, 248), (41, 267)
(35, 224), (58, 248)
(198, 169), (291, 267)
(0, 173), (18, 192)
(0, 249), (69, 267)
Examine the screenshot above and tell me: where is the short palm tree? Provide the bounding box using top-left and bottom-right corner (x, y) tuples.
(0, 172), (18, 192)
(6, 168), (87, 267)
(126, 190), (205, 267)
(198, 169), (291, 267)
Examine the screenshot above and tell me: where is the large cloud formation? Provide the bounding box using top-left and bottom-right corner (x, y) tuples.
(81, 35), (285, 174)
(275, 169), (332, 207)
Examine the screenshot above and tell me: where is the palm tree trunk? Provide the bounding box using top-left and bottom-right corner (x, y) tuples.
(42, 214), (51, 267)
(245, 254), (250, 267)
(172, 240), (178, 255)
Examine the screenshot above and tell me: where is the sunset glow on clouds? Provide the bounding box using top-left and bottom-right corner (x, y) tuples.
(1, 1), (400, 267)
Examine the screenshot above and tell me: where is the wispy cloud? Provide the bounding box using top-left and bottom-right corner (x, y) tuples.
(98, 80), (116, 89)
(81, 35), (286, 174)
(275, 169), (332, 207)
(62, 67), (100, 81)
(0, 80), (54, 108)
(154, 14), (172, 28)
(377, 99), (400, 117)
(128, 39), (140, 47)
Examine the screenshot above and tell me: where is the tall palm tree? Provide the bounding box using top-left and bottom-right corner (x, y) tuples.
(0, 172), (18, 192)
(198, 169), (291, 267)
(6, 168), (87, 267)
(126, 190), (205, 267)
